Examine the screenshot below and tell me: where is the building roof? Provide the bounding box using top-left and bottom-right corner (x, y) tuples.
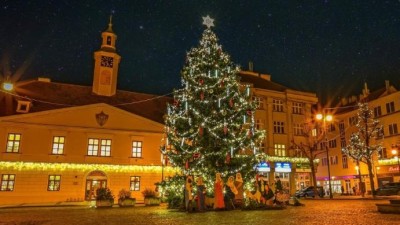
(0, 79), (171, 124)
(238, 71), (289, 92)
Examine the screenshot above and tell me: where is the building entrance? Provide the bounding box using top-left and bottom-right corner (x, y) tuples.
(85, 170), (107, 200)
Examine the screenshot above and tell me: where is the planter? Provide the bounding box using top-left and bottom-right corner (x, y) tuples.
(118, 198), (136, 207)
(96, 199), (114, 208)
(144, 197), (160, 206)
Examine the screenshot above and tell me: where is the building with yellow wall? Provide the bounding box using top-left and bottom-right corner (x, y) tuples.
(0, 19), (177, 205)
(239, 69), (318, 194)
(315, 81), (400, 195)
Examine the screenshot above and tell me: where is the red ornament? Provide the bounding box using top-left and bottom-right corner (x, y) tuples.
(199, 79), (204, 85)
(247, 110), (252, 115)
(220, 79), (224, 87)
(224, 125), (228, 135)
(193, 153), (200, 159)
(200, 92), (204, 100)
(229, 98), (234, 107)
(199, 126), (203, 136)
(174, 99), (179, 106)
(185, 160), (189, 169)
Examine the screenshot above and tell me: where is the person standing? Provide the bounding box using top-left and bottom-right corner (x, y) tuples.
(196, 176), (206, 211)
(275, 176), (283, 193)
(184, 176), (193, 211)
(234, 172), (244, 207)
(214, 173), (225, 210)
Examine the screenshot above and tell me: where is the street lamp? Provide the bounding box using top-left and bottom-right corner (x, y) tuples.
(391, 145), (400, 177)
(316, 112), (333, 199)
(2, 82), (13, 91)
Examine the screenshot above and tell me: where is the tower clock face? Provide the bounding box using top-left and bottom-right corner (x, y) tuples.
(101, 56), (114, 68)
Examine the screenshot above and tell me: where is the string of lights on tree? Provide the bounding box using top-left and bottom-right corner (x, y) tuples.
(161, 16), (265, 190)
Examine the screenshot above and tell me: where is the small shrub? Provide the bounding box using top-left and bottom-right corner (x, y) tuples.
(96, 187), (114, 202)
(118, 189), (132, 200)
(142, 188), (157, 198)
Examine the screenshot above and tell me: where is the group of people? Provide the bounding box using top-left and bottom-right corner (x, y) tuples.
(184, 172), (285, 212)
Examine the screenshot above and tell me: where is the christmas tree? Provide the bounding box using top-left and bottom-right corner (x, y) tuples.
(163, 16), (264, 189)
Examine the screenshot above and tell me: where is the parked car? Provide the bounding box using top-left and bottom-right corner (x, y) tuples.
(376, 182), (400, 196)
(295, 186), (324, 198)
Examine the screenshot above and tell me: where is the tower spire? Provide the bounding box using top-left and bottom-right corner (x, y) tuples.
(106, 15), (113, 32)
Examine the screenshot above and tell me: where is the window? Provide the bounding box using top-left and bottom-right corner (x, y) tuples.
(342, 155), (348, 169)
(87, 138), (111, 156)
(132, 141), (142, 158)
(330, 155), (338, 165)
(100, 139), (112, 156)
(6, 133), (21, 153)
(274, 144), (286, 156)
(340, 139), (346, 148)
(373, 106), (382, 118)
(322, 157), (328, 166)
(258, 141), (266, 153)
(1, 174), (15, 191)
(48, 175), (61, 191)
(378, 147), (387, 159)
(130, 176), (140, 191)
(52, 136), (65, 155)
(349, 116), (357, 126)
(273, 121), (285, 134)
(293, 123), (303, 136)
(292, 102), (303, 114)
(327, 124), (335, 132)
(273, 99), (283, 112)
(252, 96), (264, 109)
(386, 101), (395, 114)
(328, 139), (337, 148)
(256, 119), (264, 130)
(389, 123), (398, 136)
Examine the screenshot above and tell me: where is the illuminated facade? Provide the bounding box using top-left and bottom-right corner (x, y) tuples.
(315, 81), (400, 195)
(239, 70), (318, 194)
(0, 20), (175, 205)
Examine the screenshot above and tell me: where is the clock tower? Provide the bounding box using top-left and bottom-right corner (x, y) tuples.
(92, 16), (121, 96)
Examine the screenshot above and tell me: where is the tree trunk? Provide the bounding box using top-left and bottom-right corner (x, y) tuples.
(367, 159), (376, 197)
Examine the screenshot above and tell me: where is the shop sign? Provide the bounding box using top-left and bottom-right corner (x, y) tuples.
(255, 161), (270, 172)
(275, 162), (292, 172)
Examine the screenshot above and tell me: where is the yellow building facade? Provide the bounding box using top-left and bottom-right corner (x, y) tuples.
(0, 20), (176, 205)
(315, 82), (400, 195)
(239, 70), (318, 194)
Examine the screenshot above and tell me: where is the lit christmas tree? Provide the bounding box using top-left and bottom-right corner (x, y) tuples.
(163, 16), (264, 189)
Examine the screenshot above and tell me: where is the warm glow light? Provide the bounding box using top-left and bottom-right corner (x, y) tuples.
(2, 82), (13, 91)
(0, 161), (181, 173)
(355, 165), (359, 171)
(325, 114), (333, 122)
(316, 114), (323, 120)
(392, 149), (398, 156)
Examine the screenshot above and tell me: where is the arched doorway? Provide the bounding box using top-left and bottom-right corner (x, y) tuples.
(85, 170), (107, 200)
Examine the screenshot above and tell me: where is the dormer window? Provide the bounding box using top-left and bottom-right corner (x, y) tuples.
(16, 100), (31, 113)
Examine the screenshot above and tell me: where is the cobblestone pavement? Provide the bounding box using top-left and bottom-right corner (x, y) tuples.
(0, 199), (399, 225)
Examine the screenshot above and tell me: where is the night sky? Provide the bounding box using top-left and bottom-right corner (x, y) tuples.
(1, 0), (400, 104)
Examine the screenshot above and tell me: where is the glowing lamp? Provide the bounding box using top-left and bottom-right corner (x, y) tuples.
(2, 82), (13, 91)
(315, 114), (323, 120)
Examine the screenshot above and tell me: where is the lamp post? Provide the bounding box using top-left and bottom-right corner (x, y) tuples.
(316, 112), (333, 199)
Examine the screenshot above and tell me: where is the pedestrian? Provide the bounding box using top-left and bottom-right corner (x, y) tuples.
(352, 186), (356, 196)
(274, 176), (282, 193)
(341, 185), (345, 195)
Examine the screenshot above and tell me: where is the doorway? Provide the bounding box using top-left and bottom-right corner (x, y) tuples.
(85, 170), (108, 200)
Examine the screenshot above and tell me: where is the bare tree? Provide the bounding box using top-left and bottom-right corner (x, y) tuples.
(291, 118), (327, 194)
(342, 102), (383, 197)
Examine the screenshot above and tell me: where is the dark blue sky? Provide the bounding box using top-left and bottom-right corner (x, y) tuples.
(1, 0), (400, 103)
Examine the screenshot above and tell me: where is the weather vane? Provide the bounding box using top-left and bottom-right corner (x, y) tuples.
(202, 15), (214, 28)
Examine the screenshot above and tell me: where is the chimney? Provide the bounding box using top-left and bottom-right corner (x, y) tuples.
(385, 80), (390, 90)
(362, 82), (369, 97)
(248, 61), (254, 72)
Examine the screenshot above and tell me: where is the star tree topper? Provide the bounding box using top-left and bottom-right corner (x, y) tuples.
(202, 15), (214, 28)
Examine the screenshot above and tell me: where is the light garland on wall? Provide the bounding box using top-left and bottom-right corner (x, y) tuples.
(258, 155), (319, 164)
(377, 159), (399, 166)
(0, 161), (181, 173)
